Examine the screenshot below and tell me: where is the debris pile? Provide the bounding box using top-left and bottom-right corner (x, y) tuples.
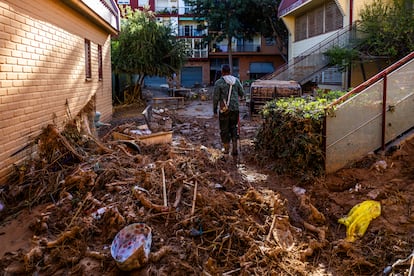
(1, 100), (414, 275)
(0, 120), (330, 275)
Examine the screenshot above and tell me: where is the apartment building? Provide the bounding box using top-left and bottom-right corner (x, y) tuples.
(116, 0), (286, 87)
(0, 0), (120, 183)
(276, 0), (387, 90)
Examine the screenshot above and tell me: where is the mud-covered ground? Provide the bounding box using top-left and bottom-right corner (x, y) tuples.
(0, 88), (413, 275)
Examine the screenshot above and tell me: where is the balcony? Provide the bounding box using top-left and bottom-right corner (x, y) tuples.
(211, 44), (262, 53)
(155, 7), (178, 15)
(178, 28), (207, 37)
(186, 49), (208, 59)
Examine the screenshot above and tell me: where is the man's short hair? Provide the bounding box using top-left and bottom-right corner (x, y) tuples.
(221, 64), (231, 74)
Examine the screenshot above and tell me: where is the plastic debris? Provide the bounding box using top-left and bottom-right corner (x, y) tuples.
(110, 223), (152, 271)
(372, 160), (387, 172)
(338, 200), (381, 242)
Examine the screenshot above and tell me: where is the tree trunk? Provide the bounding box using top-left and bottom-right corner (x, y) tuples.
(133, 74), (146, 101)
(227, 35), (233, 74)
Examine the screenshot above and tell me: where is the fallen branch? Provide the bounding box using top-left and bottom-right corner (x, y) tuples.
(266, 213), (278, 242)
(116, 144), (134, 157)
(298, 194), (325, 223)
(49, 125), (85, 161)
(133, 190), (170, 212)
(85, 250), (107, 260)
(47, 226), (81, 248)
(303, 221), (327, 242)
(105, 180), (136, 187)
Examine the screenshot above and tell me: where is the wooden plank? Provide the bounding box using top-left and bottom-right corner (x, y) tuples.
(152, 97), (184, 110)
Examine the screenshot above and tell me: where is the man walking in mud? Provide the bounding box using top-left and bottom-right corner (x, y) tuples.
(213, 64), (244, 155)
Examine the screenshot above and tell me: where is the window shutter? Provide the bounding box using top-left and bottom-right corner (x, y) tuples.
(325, 0), (343, 33)
(98, 44), (103, 80)
(295, 14), (307, 41)
(85, 39), (92, 79)
(308, 6), (324, 37)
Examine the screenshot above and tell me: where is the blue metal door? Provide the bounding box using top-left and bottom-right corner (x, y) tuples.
(181, 66), (202, 88)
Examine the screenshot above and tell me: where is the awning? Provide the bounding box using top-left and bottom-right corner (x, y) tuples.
(278, 0), (311, 17)
(249, 62), (274, 74)
(180, 17), (195, 21)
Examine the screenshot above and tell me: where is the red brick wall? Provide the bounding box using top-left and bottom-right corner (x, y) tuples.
(0, 0), (114, 183)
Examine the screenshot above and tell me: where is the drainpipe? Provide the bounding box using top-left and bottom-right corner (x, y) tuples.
(347, 0), (354, 89)
(349, 0), (353, 29)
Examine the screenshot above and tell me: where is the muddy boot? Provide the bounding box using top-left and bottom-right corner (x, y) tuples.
(231, 139), (238, 156)
(222, 143), (230, 154)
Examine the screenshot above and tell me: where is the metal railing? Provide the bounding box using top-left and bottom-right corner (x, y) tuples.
(178, 28), (207, 37)
(155, 6), (194, 15)
(262, 22), (361, 84)
(212, 43), (262, 53)
(324, 51), (414, 173)
(187, 49), (208, 58)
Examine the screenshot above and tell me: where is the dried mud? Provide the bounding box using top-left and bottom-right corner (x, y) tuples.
(0, 93), (413, 276)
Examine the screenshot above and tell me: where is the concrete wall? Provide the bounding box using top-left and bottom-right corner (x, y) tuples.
(0, 0), (114, 183)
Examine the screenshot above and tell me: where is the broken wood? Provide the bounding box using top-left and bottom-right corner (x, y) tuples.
(173, 183), (184, 208)
(162, 166), (168, 207)
(191, 180), (198, 216)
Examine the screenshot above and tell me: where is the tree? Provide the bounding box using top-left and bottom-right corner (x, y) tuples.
(188, 0), (288, 72)
(358, 0), (414, 59)
(111, 6), (188, 103)
(240, 0), (288, 62)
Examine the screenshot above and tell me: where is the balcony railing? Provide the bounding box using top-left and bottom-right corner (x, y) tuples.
(155, 7), (178, 15)
(187, 49), (208, 59)
(178, 28), (207, 37)
(212, 44), (261, 53)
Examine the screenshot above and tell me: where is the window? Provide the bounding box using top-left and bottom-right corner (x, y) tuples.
(325, 1), (343, 32)
(84, 39), (91, 79)
(295, 0), (343, 41)
(184, 25), (193, 36)
(118, 0), (130, 4)
(265, 37), (275, 46)
(184, 6), (192, 14)
(308, 6), (324, 37)
(98, 45), (103, 80)
(295, 14), (307, 41)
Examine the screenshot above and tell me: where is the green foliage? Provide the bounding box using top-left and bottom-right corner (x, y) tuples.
(111, 6), (188, 103)
(241, 0), (288, 61)
(324, 46), (359, 71)
(255, 91), (346, 176)
(358, 0), (414, 59)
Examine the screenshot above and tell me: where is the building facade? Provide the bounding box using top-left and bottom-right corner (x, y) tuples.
(0, 0), (120, 183)
(277, 0), (385, 90)
(116, 0), (286, 87)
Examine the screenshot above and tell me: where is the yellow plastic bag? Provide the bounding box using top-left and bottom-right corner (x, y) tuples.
(338, 200), (381, 242)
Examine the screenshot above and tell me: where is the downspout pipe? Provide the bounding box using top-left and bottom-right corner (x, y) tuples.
(349, 0), (353, 30)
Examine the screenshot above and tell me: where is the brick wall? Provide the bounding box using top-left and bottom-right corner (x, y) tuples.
(0, 0), (114, 184)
